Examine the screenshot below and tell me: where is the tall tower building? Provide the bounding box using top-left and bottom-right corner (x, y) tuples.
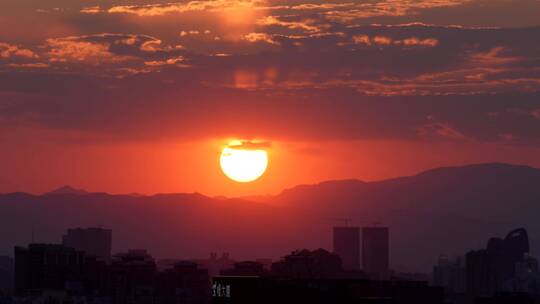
(15, 244), (85, 294)
(333, 226), (360, 270)
(362, 226), (389, 279)
(62, 227), (112, 263)
(466, 228), (530, 297)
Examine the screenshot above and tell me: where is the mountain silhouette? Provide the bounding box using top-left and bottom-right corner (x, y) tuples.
(45, 185), (89, 196)
(0, 163), (539, 272)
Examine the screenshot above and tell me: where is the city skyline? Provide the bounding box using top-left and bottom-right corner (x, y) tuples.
(1, 0), (540, 303)
(4, 223), (537, 303)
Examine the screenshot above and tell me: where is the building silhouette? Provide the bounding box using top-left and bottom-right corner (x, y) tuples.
(213, 246), (442, 303)
(14, 244), (85, 295)
(474, 292), (536, 304)
(433, 255), (466, 295)
(362, 226), (389, 279)
(333, 226), (360, 270)
(156, 261), (210, 304)
(466, 228), (530, 297)
(0, 255), (14, 289)
(110, 249), (156, 304)
(221, 261), (268, 277)
(192, 253), (235, 278)
(13, 245), (212, 303)
(62, 227), (112, 263)
(255, 259), (272, 271)
(271, 249), (343, 279)
(504, 253), (540, 295)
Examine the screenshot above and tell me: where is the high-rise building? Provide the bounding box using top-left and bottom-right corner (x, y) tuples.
(156, 261), (210, 304)
(466, 228), (530, 297)
(271, 249), (343, 279)
(110, 249), (157, 304)
(62, 227), (112, 263)
(333, 227), (360, 270)
(14, 244), (85, 295)
(433, 255), (466, 293)
(505, 253), (540, 295)
(362, 226), (389, 279)
(0, 255), (14, 289)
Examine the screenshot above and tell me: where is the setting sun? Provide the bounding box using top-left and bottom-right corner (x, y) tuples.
(220, 141), (269, 183)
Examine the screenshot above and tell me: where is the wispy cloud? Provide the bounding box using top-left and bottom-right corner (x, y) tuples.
(7, 63), (49, 68)
(46, 38), (128, 63)
(417, 118), (469, 141)
(43, 34), (179, 66)
(228, 140), (272, 150)
(103, 0), (265, 16)
(256, 16), (321, 33)
(470, 47), (523, 66)
(0, 42), (38, 59)
(352, 35), (438, 47)
(244, 32), (279, 45)
(80, 6), (101, 14)
(325, 0), (472, 22)
(144, 56), (186, 66)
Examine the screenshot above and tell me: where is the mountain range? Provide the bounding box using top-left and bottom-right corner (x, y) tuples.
(1, 162), (539, 272)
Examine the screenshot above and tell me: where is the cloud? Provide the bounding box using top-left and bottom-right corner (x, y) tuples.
(352, 35), (371, 45)
(290, 3), (356, 11)
(417, 120), (469, 141)
(1, 4), (540, 146)
(470, 47), (523, 66)
(180, 30), (211, 36)
(256, 16), (321, 33)
(372, 36), (392, 45)
(42, 34), (183, 69)
(400, 37), (438, 47)
(144, 56), (186, 66)
(139, 39), (164, 52)
(324, 0), (473, 23)
(7, 63), (49, 68)
(228, 140), (272, 150)
(2, 66), (540, 145)
(106, 0), (265, 16)
(89, 0), (540, 31)
(352, 35), (438, 47)
(244, 32), (279, 45)
(80, 6), (101, 14)
(46, 37), (127, 63)
(0, 42), (38, 59)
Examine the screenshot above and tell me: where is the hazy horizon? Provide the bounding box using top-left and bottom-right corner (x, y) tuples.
(2, 161), (537, 197)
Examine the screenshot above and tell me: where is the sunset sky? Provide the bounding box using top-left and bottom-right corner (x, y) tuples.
(1, 0), (540, 196)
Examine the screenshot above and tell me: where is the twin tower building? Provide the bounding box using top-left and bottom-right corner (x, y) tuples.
(333, 226), (389, 279)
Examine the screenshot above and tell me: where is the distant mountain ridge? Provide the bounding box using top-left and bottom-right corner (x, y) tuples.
(45, 185), (90, 196)
(274, 162), (539, 199)
(0, 162), (539, 272)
